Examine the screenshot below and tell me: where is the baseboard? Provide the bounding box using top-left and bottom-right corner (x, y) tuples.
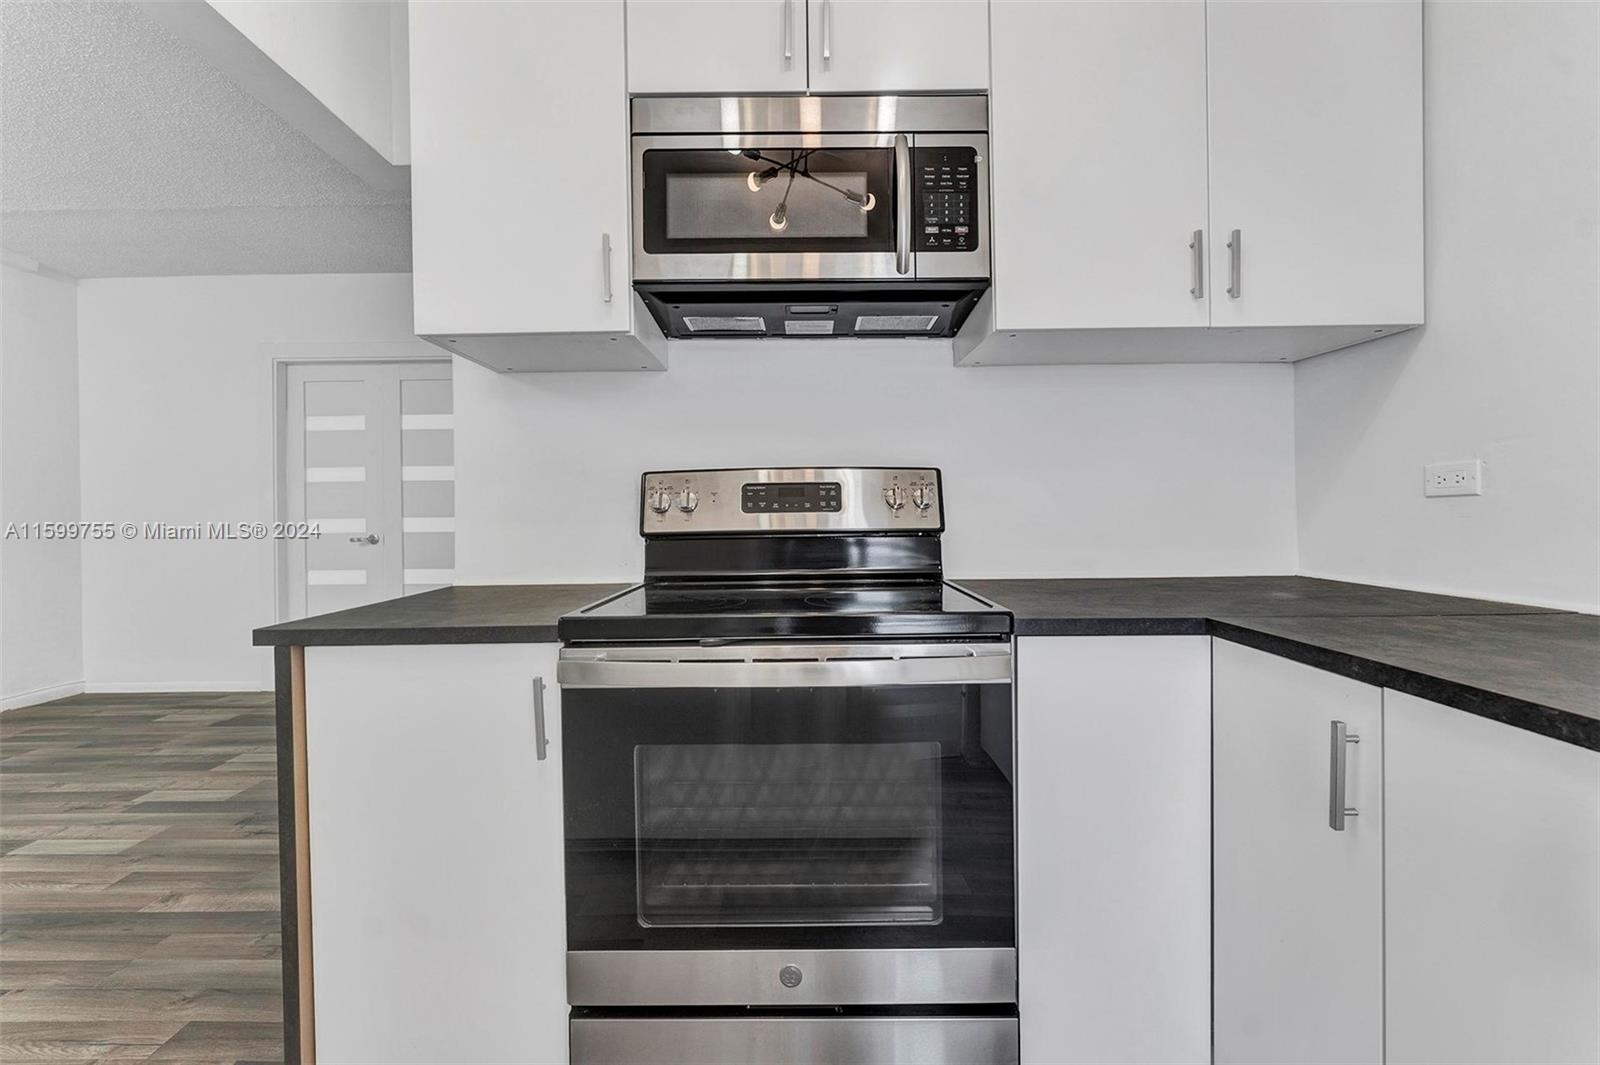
(1, 680), (87, 711)
(82, 682), (273, 694)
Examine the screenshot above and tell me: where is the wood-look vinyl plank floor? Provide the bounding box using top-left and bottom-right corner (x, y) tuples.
(0, 693), (283, 1064)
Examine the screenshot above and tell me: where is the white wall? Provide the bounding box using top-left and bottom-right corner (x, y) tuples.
(208, 0), (410, 164)
(454, 346), (1299, 582)
(1295, 0), (1600, 612)
(76, 273), (418, 691)
(0, 263), (85, 708)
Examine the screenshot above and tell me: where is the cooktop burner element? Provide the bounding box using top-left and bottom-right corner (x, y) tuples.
(558, 467), (1013, 644)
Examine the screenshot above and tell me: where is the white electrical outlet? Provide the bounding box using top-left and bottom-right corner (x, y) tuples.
(1424, 459), (1484, 497)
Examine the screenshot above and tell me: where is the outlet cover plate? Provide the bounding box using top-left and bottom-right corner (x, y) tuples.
(1424, 459), (1483, 497)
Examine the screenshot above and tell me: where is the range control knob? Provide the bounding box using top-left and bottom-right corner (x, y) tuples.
(677, 488), (700, 513)
(882, 484), (907, 511)
(647, 488), (673, 515)
(910, 483), (936, 512)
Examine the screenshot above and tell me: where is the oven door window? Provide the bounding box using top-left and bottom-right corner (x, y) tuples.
(563, 681), (1014, 952)
(641, 147), (896, 255)
(635, 741), (942, 927)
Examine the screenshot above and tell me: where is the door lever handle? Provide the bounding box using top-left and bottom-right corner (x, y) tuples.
(348, 533), (379, 545)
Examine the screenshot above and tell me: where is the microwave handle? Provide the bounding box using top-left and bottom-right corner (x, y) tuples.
(894, 133), (911, 276)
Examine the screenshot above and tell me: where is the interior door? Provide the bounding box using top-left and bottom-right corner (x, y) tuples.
(626, 0), (806, 93)
(990, 0), (1210, 330)
(1213, 640), (1384, 1064)
(284, 361), (454, 618)
(807, 0), (989, 93)
(1206, 0), (1423, 327)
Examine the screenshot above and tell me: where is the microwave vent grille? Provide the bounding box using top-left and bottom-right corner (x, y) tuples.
(784, 320), (835, 335)
(855, 314), (940, 333)
(683, 315), (766, 333)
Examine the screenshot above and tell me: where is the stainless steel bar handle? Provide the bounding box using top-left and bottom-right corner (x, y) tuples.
(533, 676), (549, 761)
(348, 533), (379, 545)
(821, 0), (832, 65)
(894, 132), (911, 276)
(601, 233), (614, 303)
(1226, 228), (1241, 299)
(559, 642), (1012, 689)
(782, 0), (793, 63)
(1189, 229), (1204, 299)
(1329, 719), (1360, 830)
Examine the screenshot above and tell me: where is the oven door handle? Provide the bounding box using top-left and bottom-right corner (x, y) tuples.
(558, 643), (1011, 689)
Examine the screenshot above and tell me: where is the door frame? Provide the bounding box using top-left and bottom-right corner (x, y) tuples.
(269, 342), (450, 624)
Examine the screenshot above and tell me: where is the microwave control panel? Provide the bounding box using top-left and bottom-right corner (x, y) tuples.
(913, 146), (979, 253)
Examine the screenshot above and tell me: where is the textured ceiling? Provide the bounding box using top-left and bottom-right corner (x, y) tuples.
(0, 0), (410, 277)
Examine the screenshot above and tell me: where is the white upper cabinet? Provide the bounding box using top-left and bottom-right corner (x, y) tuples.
(409, 1), (663, 371)
(991, 0), (1210, 330)
(1384, 691), (1600, 1065)
(807, 0), (989, 93)
(966, 0), (1422, 365)
(1206, 0), (1424, 328)
(626, 1), (806, 94)
(1213, 641), (1384, 1064)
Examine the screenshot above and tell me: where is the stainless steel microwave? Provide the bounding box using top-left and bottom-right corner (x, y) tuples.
(629, 95), (991, 339)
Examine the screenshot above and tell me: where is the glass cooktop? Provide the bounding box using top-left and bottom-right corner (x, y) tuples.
(558, 581), (1012, 643)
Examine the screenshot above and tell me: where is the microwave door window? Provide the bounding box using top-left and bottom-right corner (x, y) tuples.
(642, 148), (895, 255)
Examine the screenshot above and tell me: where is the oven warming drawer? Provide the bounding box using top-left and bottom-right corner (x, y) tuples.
(568, 948), (1016, 1007)
(571, 1014), (1019, 1065)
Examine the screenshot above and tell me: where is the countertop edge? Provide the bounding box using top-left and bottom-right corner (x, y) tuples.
(1206, 620), (1600, 753)
(253, 625), (560, 647)
(253, 594), (1597, 753)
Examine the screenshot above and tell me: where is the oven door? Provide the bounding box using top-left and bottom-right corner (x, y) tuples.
(633, 134), (908, 282)
(558, 641), (1016, 1007)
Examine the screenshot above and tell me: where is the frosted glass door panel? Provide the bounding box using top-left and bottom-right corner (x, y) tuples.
(285, 361), (453, 618)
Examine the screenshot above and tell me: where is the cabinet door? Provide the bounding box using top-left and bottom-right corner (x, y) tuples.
(990, 0), (1210, 330)
(410, 1), (630, 336)
(807, 0), (988, 93)
(626, 0), (805, 93)
(1385, 692), (1600, 1064)
(304, 644), (567, 1063)
(1213, 641), (1383, 1064)
(1016, 636), (1211, 1064)
(1206, 0), (1423, 327)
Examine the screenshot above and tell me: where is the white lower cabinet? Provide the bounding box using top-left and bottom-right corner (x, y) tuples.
(303, 644), (568, 1064)
(1016, 636), (1211, 1064)
(1384, 690), (1600, 1064)
(1212, 640), (1383, 1064)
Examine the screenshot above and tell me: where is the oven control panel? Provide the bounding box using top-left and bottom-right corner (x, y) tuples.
(642, 467), (943, 535)
(913, 147), (979, 253)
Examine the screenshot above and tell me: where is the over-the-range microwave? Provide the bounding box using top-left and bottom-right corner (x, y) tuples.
(630, 95), (990, 340)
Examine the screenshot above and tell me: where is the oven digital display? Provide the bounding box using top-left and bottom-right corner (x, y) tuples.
(742, 481), (843, 513)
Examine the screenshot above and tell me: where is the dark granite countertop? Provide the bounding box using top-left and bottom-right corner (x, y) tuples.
(957, 576), (1562, 634)
(254, 576), (1596, 750)
(253, 583), (629, 646)
(1209, 613), (1599, 750)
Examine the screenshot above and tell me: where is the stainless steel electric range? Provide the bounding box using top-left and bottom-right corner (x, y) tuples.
(556, 467), (1018, 1065)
